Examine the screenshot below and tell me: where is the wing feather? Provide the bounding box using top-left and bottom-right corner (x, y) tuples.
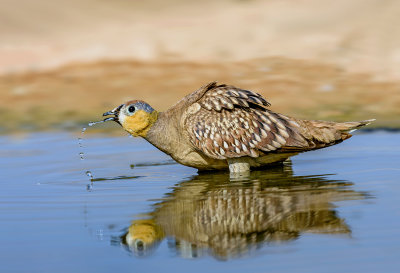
(184, 83), (308, 160)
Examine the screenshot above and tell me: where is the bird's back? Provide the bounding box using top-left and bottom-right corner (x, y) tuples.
(147, 82), (374, 171)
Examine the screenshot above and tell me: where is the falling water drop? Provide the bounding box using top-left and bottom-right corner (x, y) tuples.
(86, 171), (93, 180)
(86, 171), (94, 191)
(80, 118), (115, 189)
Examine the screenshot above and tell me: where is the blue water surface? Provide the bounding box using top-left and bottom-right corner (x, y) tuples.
(0, 131), (399, 273)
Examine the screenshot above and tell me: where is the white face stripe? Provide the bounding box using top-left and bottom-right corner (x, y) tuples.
(118, 110), (126, 125)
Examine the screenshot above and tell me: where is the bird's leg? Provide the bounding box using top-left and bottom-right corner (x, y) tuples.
(227, 158), (250, 178)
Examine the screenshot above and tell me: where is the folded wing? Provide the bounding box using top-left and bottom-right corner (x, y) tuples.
(184, 82), (308, 160)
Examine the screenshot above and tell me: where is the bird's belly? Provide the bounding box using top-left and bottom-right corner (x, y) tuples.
(172, 150), (228, 170)
(174, 150), (298, 171)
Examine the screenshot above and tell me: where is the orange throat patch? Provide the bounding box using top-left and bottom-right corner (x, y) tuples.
(122, 110), (158, 138)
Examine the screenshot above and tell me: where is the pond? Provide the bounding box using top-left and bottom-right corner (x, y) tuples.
(0, 131), (399, 273)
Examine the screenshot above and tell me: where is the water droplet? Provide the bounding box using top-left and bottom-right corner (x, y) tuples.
(86, 184), (93, 191)
(79, 152), (84, 160)
(82, 127), (87, 134)
(85, 118), (114, 129)
(86, 171), (93, 180)
(88, 120), (105, 127)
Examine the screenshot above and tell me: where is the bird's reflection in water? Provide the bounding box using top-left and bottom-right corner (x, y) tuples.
(119, 163), (366, 260)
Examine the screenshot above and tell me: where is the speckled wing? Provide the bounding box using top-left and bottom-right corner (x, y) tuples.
(184, 83), (308, 160)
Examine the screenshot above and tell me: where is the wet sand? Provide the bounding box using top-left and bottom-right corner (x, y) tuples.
(1, 57), (399, 132)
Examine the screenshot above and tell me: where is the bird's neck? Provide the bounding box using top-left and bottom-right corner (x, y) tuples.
(144, 111), (184, 157)
(139, 110), (159, 138)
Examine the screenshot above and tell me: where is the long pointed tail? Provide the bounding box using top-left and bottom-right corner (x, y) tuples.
(333, 119), (376, 134)
(300, 118), (375, 148)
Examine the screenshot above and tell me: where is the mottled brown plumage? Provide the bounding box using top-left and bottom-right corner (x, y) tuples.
(185, 83), (303, 159)
(103, 81), (374, 172)
(121, 167), (364, 259)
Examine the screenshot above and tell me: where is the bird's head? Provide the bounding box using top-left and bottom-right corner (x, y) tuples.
(103, 100), (158, 137)
(122, 219), (164, 256)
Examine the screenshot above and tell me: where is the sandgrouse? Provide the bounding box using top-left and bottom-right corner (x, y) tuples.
(103, 82), (374, 173)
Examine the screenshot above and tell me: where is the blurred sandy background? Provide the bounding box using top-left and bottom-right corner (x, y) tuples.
(1, 0), (399, 132)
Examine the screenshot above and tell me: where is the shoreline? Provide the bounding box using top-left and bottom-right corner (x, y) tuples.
(0, 57), (398, 133)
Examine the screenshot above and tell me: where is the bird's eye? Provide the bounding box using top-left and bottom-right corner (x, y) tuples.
(128, 105), (136, 113)
(135, 239), (144, 251)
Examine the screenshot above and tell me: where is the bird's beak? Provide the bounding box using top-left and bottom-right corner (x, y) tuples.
(102, 104), (123, 125)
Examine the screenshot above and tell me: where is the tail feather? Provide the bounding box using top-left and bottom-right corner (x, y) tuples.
(334, 119), (376, 133)
(300, 118), (375, 148)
